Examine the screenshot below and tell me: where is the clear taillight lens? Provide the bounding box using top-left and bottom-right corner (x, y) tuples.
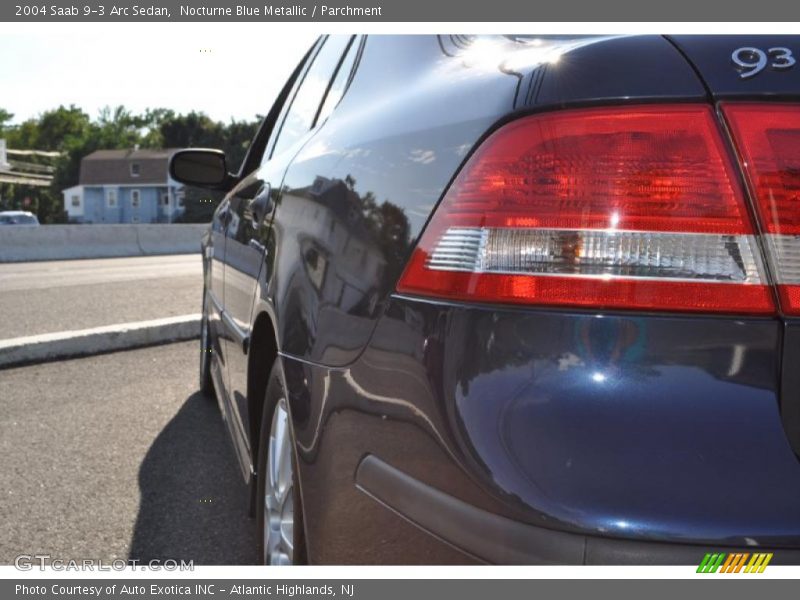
(398, 105), (774, 313)
(723, 103), (800, 315)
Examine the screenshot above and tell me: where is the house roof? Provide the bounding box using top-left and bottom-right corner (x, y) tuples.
(79, 148), (179, 185)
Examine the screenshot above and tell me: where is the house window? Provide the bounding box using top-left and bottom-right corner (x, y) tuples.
(176, 191), (185, 207)
(71, 195), (81, 207)
(106, 189), (117, 208)
(131, 189), (141, 208)
(130, 163), (140, 177)
(161, 192), (169, 206)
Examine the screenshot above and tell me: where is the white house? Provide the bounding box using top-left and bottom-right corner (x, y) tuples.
(62, 147), (185, 224)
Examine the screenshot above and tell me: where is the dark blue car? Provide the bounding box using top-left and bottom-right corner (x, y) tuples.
(169, 34), (800, 564)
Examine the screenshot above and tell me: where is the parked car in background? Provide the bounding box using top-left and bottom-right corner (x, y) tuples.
(0, 210), (39, 226)
(170, 34), (800, 565)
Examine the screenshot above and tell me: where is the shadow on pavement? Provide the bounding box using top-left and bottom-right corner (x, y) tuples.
(128, 392), (257, 565)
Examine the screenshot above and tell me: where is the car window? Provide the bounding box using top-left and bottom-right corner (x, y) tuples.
(238, 39), (321, 177)
(316, 37), (359, 126)
(260, 47), (317, 166)
(268, 35), (354, 160)
(211, 200), (229, 234)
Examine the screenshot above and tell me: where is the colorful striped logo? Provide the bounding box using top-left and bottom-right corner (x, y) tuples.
(697, 552), (773, 573)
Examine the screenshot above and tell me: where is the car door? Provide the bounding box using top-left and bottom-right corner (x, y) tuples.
(210, 38), (321, 473)
(221, 35), (358, 467)
(205, 197), (230, 374)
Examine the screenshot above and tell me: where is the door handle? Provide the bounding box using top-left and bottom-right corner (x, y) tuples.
(248, 238), (265, 253)
(250, 184), (273, 229)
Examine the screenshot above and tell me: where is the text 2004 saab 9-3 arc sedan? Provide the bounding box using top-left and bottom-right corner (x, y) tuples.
(168, 34), (800, 565)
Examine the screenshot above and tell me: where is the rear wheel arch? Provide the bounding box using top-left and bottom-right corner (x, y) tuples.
(247, 311), (280, 467)
(248, 311), (312, 562)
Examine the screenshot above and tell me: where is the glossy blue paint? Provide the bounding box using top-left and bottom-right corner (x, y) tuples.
(187, 34), (800, 563)
(288, 298), (800, 555)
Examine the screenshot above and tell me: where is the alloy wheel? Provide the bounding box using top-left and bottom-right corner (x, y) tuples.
(263, 397), (294, 565)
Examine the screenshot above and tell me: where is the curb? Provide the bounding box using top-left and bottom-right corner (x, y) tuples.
(0, 314), (201, 368)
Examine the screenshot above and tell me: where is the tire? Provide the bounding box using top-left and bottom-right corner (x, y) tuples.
(256, 360), (307, 565)
(199, 287), (214, 397)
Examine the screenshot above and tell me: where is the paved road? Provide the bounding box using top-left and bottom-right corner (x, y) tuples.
(0, 255), (202, 339)
(0, 341), (257, 565)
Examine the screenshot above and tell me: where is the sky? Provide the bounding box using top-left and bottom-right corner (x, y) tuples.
(0, 24), (318, 125)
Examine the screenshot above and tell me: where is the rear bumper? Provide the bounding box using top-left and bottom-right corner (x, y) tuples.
(356, 454), (800, 565)
(286, 295), (800, 563)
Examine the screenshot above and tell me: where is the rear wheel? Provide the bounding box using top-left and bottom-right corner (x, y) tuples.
(199, 288), (214, 396)
(256, 361), (306, 565)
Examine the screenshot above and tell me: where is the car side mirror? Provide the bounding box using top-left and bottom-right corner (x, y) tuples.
(169, 149), (231, 190)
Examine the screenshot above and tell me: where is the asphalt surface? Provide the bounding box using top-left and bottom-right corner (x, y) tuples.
(0, 341), (257, 565)
(0, 255), (202, 339)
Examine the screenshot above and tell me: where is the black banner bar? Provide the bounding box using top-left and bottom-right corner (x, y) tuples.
(5, 579), (800, 600)
(5, 0), (800, 22)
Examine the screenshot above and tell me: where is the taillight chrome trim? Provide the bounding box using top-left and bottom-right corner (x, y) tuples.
(428, 226), (767, 285)
(764, 235), (800, 284)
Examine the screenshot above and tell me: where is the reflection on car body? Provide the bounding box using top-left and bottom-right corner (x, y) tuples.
(169, 34), (800, 565)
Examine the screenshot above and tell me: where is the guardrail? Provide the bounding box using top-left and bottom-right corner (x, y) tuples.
(0, 224), (206, 262)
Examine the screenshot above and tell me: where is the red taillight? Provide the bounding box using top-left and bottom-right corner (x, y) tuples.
(722, 103), (800, 315)
(397, 105), (774, 314)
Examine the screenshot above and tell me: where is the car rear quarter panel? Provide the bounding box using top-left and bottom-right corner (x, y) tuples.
(268, 35), (800, 563)
(268, 35), (520, 367)
(269, 34), (710, 369)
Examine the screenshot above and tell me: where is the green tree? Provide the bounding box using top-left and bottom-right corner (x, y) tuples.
(0, 108), (13, 131)
(0, 105), (262, 223)
(158, 111), (260, 172)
